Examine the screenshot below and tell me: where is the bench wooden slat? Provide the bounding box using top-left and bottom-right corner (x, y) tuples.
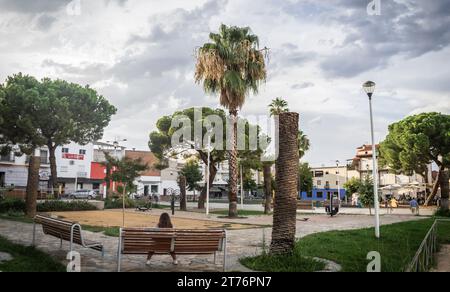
(34, 215), (103, 255)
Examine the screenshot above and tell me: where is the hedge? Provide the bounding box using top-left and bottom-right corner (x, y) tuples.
(0, 198), (97, 213)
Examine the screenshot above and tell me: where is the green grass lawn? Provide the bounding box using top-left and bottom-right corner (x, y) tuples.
(0, 236), (65, 272)
(241, 219), (450, 272)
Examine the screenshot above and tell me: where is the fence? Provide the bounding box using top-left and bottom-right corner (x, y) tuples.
(405, 219), (450, 272)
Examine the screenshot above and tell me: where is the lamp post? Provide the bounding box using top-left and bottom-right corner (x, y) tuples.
(205, 131), (213, 216)
(363, 81), (381, 239)
(336, 160), (341, 206)
(106, 138), (127, 193)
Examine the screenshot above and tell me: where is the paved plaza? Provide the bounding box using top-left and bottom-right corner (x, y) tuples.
(0, 209), (428, 272)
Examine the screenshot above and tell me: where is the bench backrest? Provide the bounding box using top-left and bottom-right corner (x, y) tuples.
(121, 228), (175, 255)
(174, 230), (225, 254)
(35, 215), (83, 245)
(120, 228), (226, 255)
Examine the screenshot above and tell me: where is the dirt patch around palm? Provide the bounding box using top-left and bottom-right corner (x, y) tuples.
(49, 210), (260, 230)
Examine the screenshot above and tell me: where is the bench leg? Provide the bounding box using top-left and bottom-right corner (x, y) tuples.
(117, 233), (122, 272)
(223, 232), (227, 272)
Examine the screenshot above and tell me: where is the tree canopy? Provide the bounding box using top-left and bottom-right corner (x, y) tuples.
(179, 160), (203, 192)
(298, 162), (313, 193)
(380, 112), (450, 174)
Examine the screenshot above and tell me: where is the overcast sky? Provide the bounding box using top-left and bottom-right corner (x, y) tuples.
(0, 0), (449, 166)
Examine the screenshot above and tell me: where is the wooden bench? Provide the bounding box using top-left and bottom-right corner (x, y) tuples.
(33, 215), (104, 256)
(297, 201), (315, 210)
(117, 228), (227, 272)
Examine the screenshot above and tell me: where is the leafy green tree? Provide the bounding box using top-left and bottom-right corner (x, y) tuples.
(149, 107), (266, 210)
(298, 162), (313, 194)
(195, 24), (268, 218)
(379, 112), (450, 209)
(111, 157), (148, 195)
(0, 73), (47, 217)
(358, 175), (375, 215)
(149, 107), (227, 209)
(38, 79), (116, 196)
(343, 177), (362, 197)
(179, 160), (203, 194)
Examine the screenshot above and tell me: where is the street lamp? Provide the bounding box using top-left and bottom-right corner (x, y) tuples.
(336, 160), (341, 206)
(205, 130), (214, 216)
(106, 138), (127, 193)
(363, 81), (381, 239)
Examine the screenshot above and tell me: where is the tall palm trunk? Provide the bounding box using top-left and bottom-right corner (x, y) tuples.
(228, 109), (239, 218)
(48, 143), (59, 198)
(179, 175), (187, 211)
(440, 169), (449, 211)
(26, 153), (41, 218)
(263, 163), (272, 214)
(270, 112), (299, 255)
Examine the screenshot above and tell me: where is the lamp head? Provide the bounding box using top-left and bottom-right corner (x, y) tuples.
(363, 81), (376, 98)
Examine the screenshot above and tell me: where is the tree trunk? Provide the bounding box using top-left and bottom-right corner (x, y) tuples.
(263, 163), (273, 214)
(179, 175), (187, 211)
(425, 166), (443, 206)
(270, 112), (299, 255)
(440, 169), (449, 211)
(48, 144), (59, 198)
(198, 152), (217, 209)
(228, 110), (239, 218)
(25, 154), (41, 218)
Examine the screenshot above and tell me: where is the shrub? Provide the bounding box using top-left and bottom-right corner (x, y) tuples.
(104, 197), (136, 209)
(37, 200), (97, 212)
(435, 208), (450, 218)
(0, 198), (26, 213)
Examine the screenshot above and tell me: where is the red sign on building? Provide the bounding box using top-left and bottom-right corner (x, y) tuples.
(62, 153), (85, 160)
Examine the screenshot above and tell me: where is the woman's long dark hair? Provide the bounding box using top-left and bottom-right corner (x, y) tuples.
(158, 213), (173, 228)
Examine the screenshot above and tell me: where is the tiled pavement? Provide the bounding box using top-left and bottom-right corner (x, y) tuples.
(0, 212), (426, 272)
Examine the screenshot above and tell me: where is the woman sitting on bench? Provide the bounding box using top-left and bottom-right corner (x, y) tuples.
(146, 213), (178, 265)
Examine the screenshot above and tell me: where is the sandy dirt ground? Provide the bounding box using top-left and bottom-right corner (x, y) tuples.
(49, 210), (260, 230)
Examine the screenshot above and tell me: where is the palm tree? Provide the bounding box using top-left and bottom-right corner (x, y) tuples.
(298, 130), (310, 159)
(270, 112), (299, 255)
(195, 24), (268, 217)
(269, 97), (289, 116)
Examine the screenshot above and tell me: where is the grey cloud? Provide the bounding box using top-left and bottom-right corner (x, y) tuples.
(282, 0), (450, 77)
(34, 14), (57, 31)
(0, 0), (71, 13)
(292, 82), (314, 90)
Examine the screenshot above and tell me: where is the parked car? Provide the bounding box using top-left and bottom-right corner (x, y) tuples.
(66, 190), (98, 200)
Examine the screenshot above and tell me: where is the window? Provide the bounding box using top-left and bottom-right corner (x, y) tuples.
(40, 150), (48, 164)
(315, 171), (324, 177)
(62, 148), (69, 153)
(317, 180), (321, 186)
(151, 185), (159, 194)
(69, 161), (75, 165)
(93, 183), (100, 190)
(336, 181), (339, 186)
(79, 149), (86, 155)
(60, 166), (68, 173)
(317, 192), (323, 198)
(307, 192), (313, 198)
(325, 171), (329, 175)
